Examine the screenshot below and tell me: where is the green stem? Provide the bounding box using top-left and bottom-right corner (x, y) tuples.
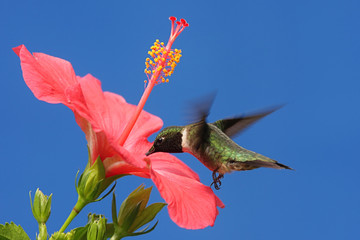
(110, 231), (125, 240)
(37, 223), (47, 240)
(58, 197), (87, 233)
(110, 223), (125, 240)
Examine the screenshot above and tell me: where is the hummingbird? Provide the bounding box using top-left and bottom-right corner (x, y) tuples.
(146, 98), (292, 190)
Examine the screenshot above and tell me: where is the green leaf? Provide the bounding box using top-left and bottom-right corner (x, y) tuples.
(69, 226), (88, 240)
(98, 175), (125, 195)
(126, 221), (159, 237)
(103, 224), (115, 239)
(129, 203), (166, 232)
(120, 202), (142, 232)
(0, 222), (30, 240)
(111, 193), (119, 229)
(44, 194), (53, 220)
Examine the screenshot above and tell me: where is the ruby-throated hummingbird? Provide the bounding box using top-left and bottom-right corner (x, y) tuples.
(146, 98), (292, 190)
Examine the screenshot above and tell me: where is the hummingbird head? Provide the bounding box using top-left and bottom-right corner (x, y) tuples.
(146, 126), (183, 156)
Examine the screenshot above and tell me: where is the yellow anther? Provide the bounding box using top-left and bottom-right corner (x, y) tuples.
(145, 39), (183, 85)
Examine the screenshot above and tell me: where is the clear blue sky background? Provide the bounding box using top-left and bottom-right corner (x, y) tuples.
(1, 0), (359, 239)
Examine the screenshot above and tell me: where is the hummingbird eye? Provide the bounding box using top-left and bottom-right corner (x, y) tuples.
(155, 137), (165, 146)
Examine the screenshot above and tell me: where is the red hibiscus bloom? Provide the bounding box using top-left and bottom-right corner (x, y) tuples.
(13, 44), (224, 229)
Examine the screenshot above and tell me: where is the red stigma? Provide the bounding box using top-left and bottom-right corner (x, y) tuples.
(182, 19), (189, 27)
(168, 16), (189, 42)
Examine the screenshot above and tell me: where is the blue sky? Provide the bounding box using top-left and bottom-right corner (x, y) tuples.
(1, 0), (360, 239)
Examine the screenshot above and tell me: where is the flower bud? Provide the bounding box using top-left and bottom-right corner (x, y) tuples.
(76, 157), (106, 203)
(49, 231), (72, 240)
(30, 188), (52, 224)
(87, 214), (107, 240)
(111, 185), (166, 238)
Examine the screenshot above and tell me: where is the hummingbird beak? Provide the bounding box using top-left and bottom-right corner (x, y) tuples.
(145, 146), (155, 156)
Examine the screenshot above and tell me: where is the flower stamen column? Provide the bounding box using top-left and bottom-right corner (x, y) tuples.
(118, 17), (188, 146)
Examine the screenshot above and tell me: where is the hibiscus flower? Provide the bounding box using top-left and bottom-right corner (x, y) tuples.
(13, 42), (224, 229)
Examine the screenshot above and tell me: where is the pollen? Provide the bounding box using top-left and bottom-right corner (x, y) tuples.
(143, 16), (188, 87)
(144, 40), (183, 86)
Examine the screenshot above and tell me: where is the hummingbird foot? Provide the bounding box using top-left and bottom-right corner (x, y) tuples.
(211, 169), (224, 190)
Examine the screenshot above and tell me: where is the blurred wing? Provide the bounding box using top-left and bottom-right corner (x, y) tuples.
(191, 118), (209, 151)
(212, 106), (283, 138)
(187, 93), (216, 150)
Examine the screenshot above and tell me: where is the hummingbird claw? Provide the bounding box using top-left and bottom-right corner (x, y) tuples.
(211, 169), (224, 190)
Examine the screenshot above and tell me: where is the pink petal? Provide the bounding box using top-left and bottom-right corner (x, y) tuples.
(74, 112), (117, 162)
(74, 110), (143, 169)
(74, 74), (163, 167)
(13, 45), (78, 106)
(103, 155), (150, 178)
(102, 91), (163, 146)
(75, 74), (118, 133)
(75, 74), (162, 148)
(150, 154), (225, 229)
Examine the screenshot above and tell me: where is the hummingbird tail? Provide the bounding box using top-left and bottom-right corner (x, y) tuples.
(240, 160), (293, 170)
